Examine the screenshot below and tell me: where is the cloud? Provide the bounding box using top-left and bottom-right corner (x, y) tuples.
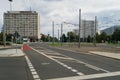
(1, 0), (120, 36)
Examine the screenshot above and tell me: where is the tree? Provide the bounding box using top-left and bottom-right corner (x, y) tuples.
(100, 32), (107, 43)
(0, 32), (3, 41)
(6, 34), (12, 41)
(96, 33), (101, 43)
(61, 34), (67, 42)
(41, 34), (46, 42)
(87, 35), (91, 43)
(14, 31), (20, 38)
(67, 31), (75, 42)
(112, 29), (120, 42)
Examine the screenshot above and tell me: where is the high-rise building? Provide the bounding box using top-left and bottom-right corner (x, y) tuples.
(73, 20), (97, 41)
(3, 11), (40, 40)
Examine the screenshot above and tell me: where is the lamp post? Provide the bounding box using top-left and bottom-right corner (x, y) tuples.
(58, 29), (59, 43)
(3, 24), (6, 47)
(52, 21), (54, 45)
(61, 23), (63, 46)
(78, 9), (81, 48)
(8, 0), (13, 11)
(93, 16), (97, 47)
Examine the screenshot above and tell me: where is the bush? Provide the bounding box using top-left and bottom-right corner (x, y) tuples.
(0, 41), (11, 45)
(0, 41), (3, 45)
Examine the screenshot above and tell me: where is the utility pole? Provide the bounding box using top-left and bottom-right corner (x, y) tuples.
(3, 25), (6, 47)
(93, 16), (97, 47)
(61, 23), (63, 46)
(78, 9), (81, 48)
(58, 29), (59, 43)
(8, 0), (13, 11)
(52, 21), (54, 45)
(48, 34), (50, 42)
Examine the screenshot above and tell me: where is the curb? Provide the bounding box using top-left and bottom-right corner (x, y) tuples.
(89, 51), (120, 60)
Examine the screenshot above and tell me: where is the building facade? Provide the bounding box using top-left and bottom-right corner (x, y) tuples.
(4, 11), (40, 40)
(73, 20), (97, 41)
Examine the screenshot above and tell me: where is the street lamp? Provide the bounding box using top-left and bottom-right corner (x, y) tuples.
(3, 24), (6, 47)
(78, 9), (81, 48)
(8, 0), (13, 11)
(52, 21), (54, 45)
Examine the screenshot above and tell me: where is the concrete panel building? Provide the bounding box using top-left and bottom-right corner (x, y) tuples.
(73, 20), (97, 41)
(3, 11), (40, 41)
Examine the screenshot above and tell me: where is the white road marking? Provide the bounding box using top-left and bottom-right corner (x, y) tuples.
(32, 72), (37, 75)
(25, 56), (41, 80)
(71, 69), (78, 72)
(77, 72), (84, 76)
(30, 66), (34, 69)
(47, 71), (120, 80)
(35, 79), (41, 80)
(30, 69), (36, 72)
(62, 64), (68, 67)
(49, 55), (75, 60)
(33, 75), (39, 79)
(67, 67), (72, 69)
(41, 47), (110, 72)
(31, 47), (85, 76)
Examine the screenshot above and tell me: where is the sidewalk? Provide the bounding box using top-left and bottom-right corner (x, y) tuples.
(89, 51), (120, 60)
(0, 49), (25, 57)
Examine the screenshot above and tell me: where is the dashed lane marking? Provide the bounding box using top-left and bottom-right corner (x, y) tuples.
(25, 56), (41, 80)
(32, 72), (37, 75)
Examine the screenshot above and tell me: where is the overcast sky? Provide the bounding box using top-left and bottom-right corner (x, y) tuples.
(1, 0), (120, 36)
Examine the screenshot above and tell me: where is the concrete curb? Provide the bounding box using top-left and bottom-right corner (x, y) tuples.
(89, 51), (120, 60)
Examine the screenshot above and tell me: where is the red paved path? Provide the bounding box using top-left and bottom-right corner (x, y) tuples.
(23, 44), (32, 51)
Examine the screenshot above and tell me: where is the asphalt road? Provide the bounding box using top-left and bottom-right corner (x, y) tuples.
(1, 43), (120, 80)
(25, 42), (120, 80)
(0, 57), (33, 80)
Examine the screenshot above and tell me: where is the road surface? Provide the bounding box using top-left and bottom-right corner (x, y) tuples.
(23, 42), (120, 80)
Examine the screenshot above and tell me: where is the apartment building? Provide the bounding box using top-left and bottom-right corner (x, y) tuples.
(4, 11), (40, 40)
(73, 20), (97, 41)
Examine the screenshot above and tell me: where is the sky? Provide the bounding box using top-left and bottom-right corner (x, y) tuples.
(1, 0), (120, 36)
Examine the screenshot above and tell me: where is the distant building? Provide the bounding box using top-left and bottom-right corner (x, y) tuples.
(100, 25), (120, 35)
(3, 11), (40, 41)
(73, 20), (97, 41)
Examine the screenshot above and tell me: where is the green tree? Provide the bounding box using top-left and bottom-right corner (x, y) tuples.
(96, 33), (101, 43)
(87, 35), (91, 43)
(100, 32), (107, 43)
(6, 34), (12, 41)
(112, 29), (120, 42)
(0, 32), (3, 41)
(61, 34), (67, 42)
(14, 31), (20, 38)
(67, 31), (75, 42)
(41, 34), (46, 42)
